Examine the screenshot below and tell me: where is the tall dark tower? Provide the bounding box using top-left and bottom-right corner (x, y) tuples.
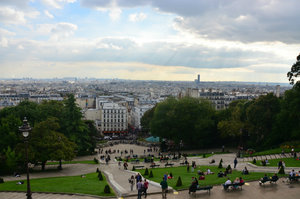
(197, 74), (200, 83)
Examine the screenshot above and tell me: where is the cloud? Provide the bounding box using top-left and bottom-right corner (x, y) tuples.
(0, 7), (26, 24)
(44, 10), (54, 18)
(37, 22), (77, 40)
(129, 12), (147, 22)
(81, 0), (300, 43)
(0, 0), (30, 8)
(41, 0), (76, 9)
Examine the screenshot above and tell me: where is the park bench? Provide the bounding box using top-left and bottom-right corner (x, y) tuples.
(133, 165), (144, 169)
(190, 186), (213, 194)
(259, 177), (278, 185)
(223, 182), (245, 191)
(180, 162), (187, 165)
(150, 164), (160, 168)
(288, 175), (300, 183)
(165, 163), (174, 167)
(131, 159), (140, 164)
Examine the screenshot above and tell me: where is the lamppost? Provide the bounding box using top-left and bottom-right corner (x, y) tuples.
(19, 117), (32, 199)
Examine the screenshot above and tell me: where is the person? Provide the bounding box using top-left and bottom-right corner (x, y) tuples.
(242, 167), (249, 175)
(282, 161), (286, 168)
(143, 179), (149, 198)
(129, 175), (135, 191)
(160, 177), (168, 199)
(278, 160), (283, 169)
(259, 174), (269, 185)
(218, 171), (225, 177)
(137, 179), (143, 199)
(222, 145), (225, 152)
(233, 177), (240, 189)
(290, 169), (296, 177)
(164, 172), (168, 181)
(168, 172), (173, 179)
(271, 173), (278, 182)
(188, 177), (198, 194)
(206, 168), (214, 174)
(187, 163), (190, 172)
(123, 162), (128, 170)
(118, 161), (121, 169)
(234, 158), (238, 169)
(197, 170), (204, 176)
(224, 178), (232, 190)
(239, 177), (244, 184)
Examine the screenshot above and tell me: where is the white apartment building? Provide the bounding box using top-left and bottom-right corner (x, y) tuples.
(99, 103), (128, 135)
(131, 104), (154, 129)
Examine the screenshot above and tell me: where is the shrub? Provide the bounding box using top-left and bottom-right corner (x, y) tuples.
(149, 170), (153, 178)
(278, 166), (285, 174)
(98, 171), (103, 181)
(176, 176), (182, 187)
(203, 154), (206, 158)
(218, 160), (223, 168)
(104, 185), (111, 193)
(94, 158), (99, 164)
(220, 158), (223, 163)
(96, 168), (99, 173)
(0, 178), (4, 183)
(253, 159), (256, 164)
(144, 168), (149, 176)
(132, 166), (135, 171)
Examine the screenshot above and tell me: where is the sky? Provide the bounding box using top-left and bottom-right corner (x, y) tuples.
(0, 0), (299, 82)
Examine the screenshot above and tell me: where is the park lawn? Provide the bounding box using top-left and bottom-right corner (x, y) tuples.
(244, 148), (300, 157)
(251, 158), (300, 167)
(187, 152), (230, 158)
(0, 173), (114, 197)
(46, 160), (97, 165)
(138, 166), (283, 189)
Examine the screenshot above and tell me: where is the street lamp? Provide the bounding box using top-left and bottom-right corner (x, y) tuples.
(19, 117), (32, 199)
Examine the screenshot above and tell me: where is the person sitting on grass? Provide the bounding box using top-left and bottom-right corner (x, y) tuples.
(197, 169), (204, 176)
(209, 159), (215, 164)
(218, 171), (225, 177)
(206, 168), (214, 175)
(168, 172), (173, 179)
(239, 177), (244, 184)
(242, 167), (249, 175)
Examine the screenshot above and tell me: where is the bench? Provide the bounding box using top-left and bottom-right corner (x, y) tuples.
(259, 178), (278, 185)
(133, 165), (144, 169)
(165, 163), (174, 167)
(180, 162), (187, 165)
(131, 159), (140, 164)
(288, 175), (300, 183)
(223, 182), (245, 191)
(189, 186), (213, 195)
(150, 164), (160, 168)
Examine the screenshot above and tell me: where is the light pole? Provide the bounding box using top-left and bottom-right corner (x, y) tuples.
(19, 117), (32, 199)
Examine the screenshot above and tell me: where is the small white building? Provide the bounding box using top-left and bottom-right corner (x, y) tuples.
(131, 104), (154, 129)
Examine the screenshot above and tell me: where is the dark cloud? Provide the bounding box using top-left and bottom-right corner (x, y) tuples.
(81, 0), (300, 43)
(0, 0), (30, 8)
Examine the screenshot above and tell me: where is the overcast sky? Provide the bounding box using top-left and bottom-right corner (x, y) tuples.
(0, 0), (299, 82)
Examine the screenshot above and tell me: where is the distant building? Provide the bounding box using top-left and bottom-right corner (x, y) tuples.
(131, 104), (154, 129)
(194, 74), (200, 84)
(99, 103), (128, 136)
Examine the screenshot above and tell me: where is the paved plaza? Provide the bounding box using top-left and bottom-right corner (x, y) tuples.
(1, 143), (300, 199)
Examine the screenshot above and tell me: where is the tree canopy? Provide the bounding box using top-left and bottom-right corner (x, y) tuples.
(287, 53), (300, 85)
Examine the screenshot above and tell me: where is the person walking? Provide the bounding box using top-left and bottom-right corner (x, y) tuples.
(137, 179), (143, 199)
(234, 158), (238, 169)
(143, 178), (149, 198)
(129, 175), (135, 191)
(160, 177), (168, 199)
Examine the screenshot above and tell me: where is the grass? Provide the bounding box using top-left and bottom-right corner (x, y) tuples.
(138, 166), (284, 189)
(244, 148), (300, 157)
(187, 152), (229, 158)
(0, 173), (114, 196)
(251, 158), (300, 167)
(46, 160), (97, 165)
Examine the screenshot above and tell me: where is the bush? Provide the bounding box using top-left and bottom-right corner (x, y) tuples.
(149, 170), (153, 178)
(94, 158), (99, 164)
(104, 185), (111, 193)
(220, 158), (223, 163)
(278, 166), (285, 174)
(132, 166), (135, 171)
(176, 176), (182, 187)
(144, 168), (149, 176)
(96, 168), (99, 173)
(253, 159), (256, 164)
(98, 171), (103, 181)
(218, 160), (223, 168)
(0, 178), (4, 183)
(203, 154), (206, 158)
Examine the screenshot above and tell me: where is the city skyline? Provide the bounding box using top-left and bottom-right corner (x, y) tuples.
(0, 0), (299, 83)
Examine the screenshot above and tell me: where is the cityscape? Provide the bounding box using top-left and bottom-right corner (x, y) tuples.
(0, 0), (300, 199)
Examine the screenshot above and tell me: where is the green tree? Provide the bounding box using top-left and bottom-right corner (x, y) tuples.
(30, 117), (76, 170)
(141, 105), (156, 133)
(287, 53), (300, 85)
(150, 97), (216, 149)
(246, 93), (280, 148)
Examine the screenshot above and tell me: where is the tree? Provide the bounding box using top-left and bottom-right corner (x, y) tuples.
(176, 176), (182, 187)
(141, 106), (156, 133)
(30, 117), (76, 170)
(150, 97), (216, 149)
(287, 53), (300, 85)
(246, 93), (280, 148)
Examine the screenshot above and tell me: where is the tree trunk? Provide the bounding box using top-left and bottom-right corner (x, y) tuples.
(41, 161), (46, 170)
